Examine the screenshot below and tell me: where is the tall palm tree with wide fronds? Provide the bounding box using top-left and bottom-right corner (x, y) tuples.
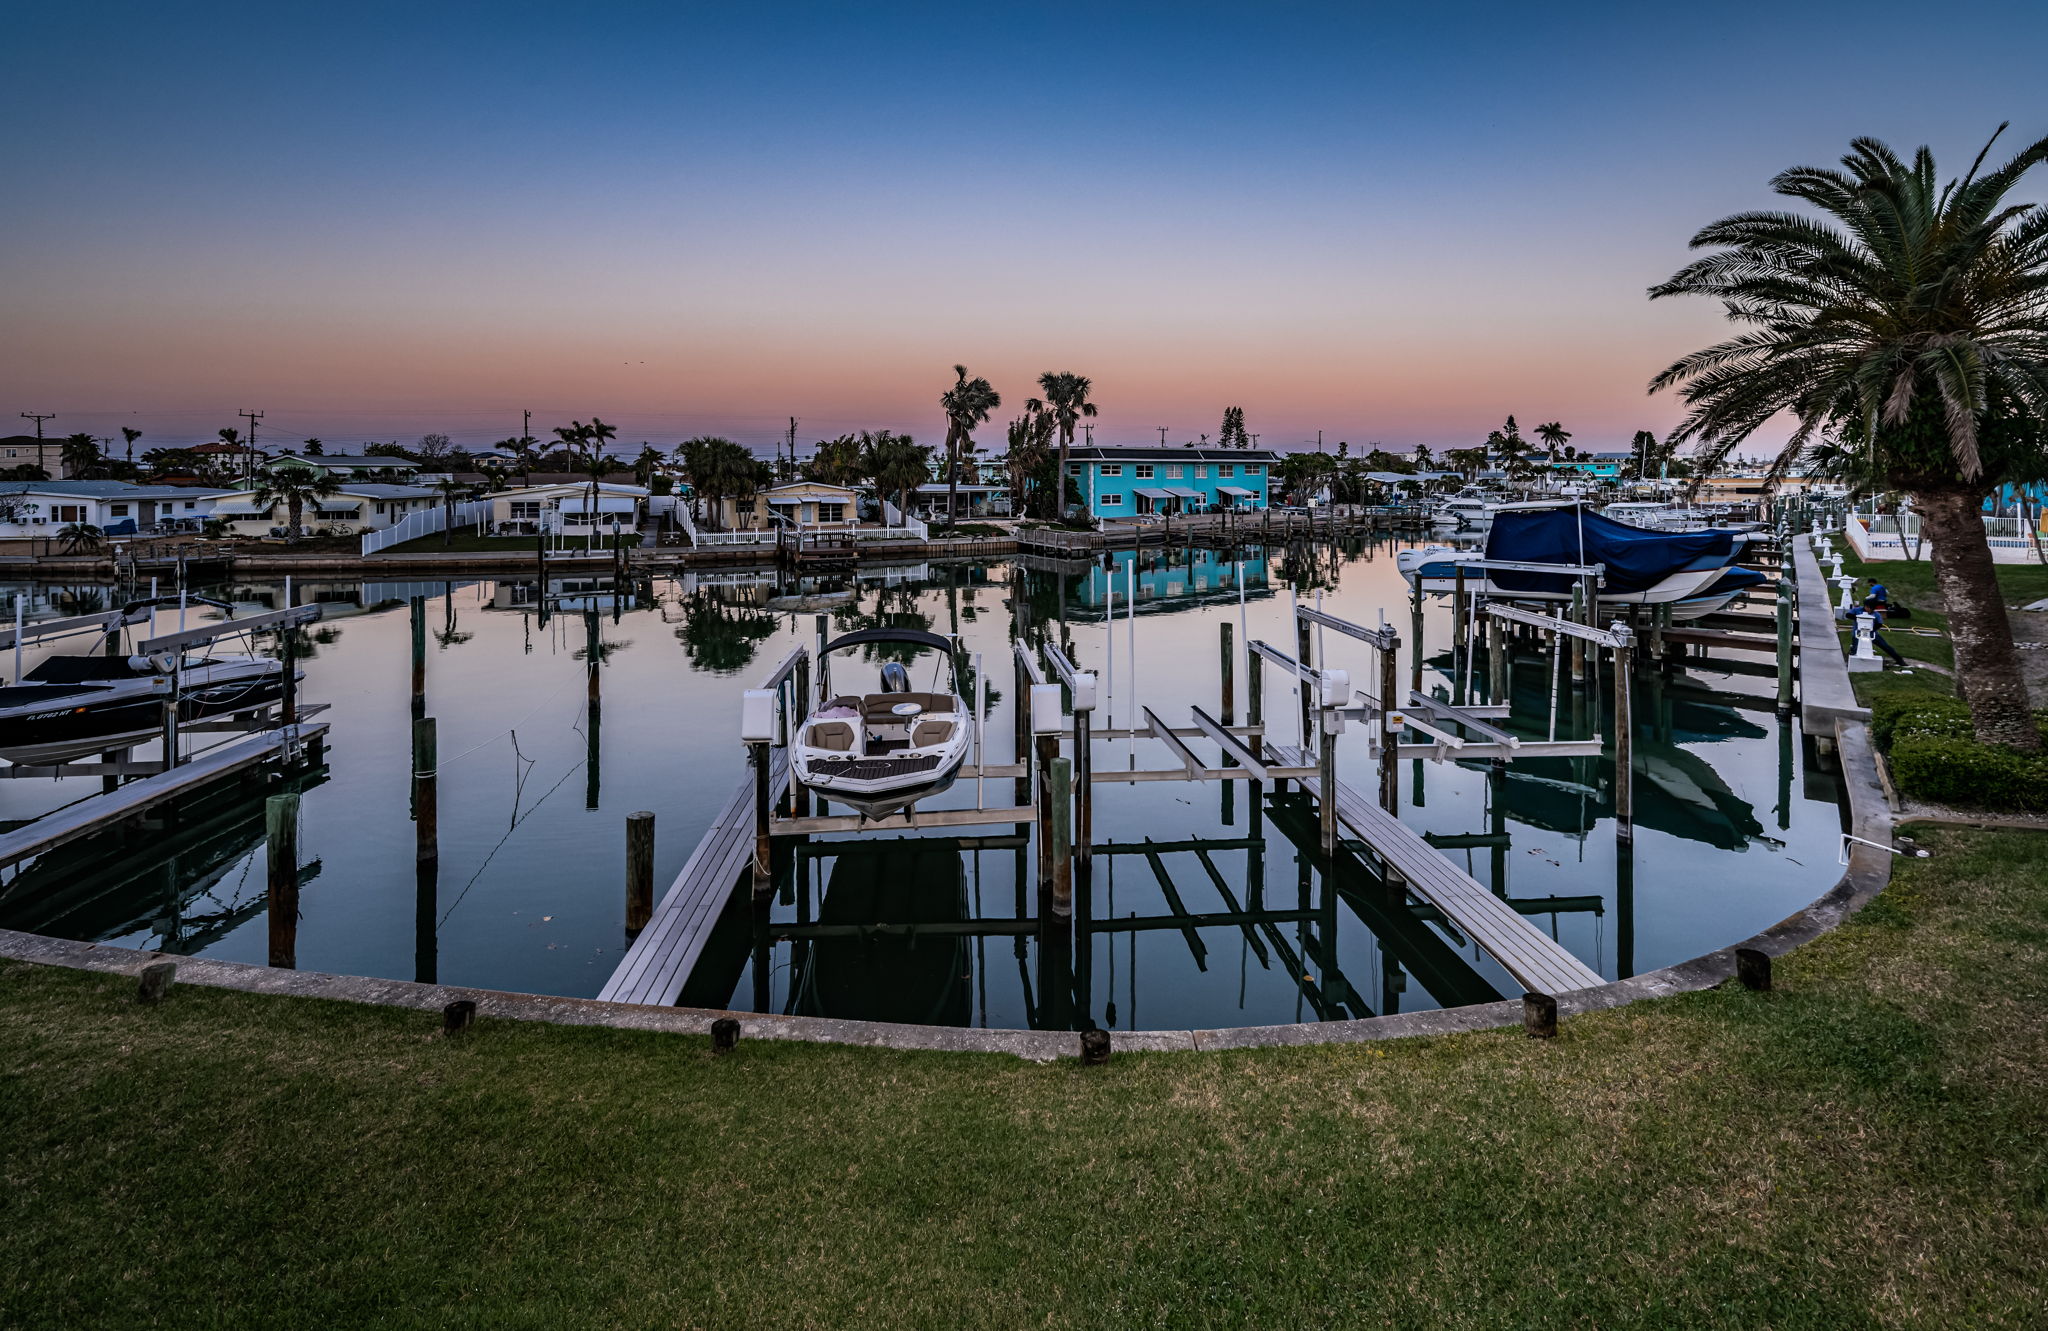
(57, 522), (103, 555)
(60, 433), (102, 480)
(677, 437), (759, 530)
(1650, 125), (2048, 749)
(430, 476), (471, 547)
(1025, 372), (1096, 520)
(805, 435), (866, 487)
(1004, 408), (1055, 518)
(254, 465), (342, 542)
(120, 427), (142, 469)
(939, 365), (1001, 526)
(1534, 421), (1570, 464)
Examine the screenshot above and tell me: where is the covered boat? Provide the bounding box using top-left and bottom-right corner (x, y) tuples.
(1396, 503), (1753, 612)
(791, 627), (972, 818)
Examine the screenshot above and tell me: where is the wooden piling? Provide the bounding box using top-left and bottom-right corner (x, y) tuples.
(136, 961), (176, 1005)
(1775, 581), (1794, 713)
(1050, 756), (1072, 917)
(1034, 732), (1059, 898)
(1318, 709), (1338, 856)
(413, 717), (438, 865)
(410, 595), (426, 719)
(1523, 991), (1558, 1038)
(1219, 621), (1235, 725)
(1613, 635), (1634, 843)
(266, 792), (300, 969)
(750, 740), (773, 899)
(626, 810), (655, 937)
(1379, 627), (1400, 815)
(1568, 583), (1585, 681)
(585, 609), (601, 709)
(1295, 615), (1314, 744)
(1486, 609), (1505, 704)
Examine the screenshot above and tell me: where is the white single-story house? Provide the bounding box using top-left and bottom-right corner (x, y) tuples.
(714, 481), (858, 532)
(910, 481), (1009, 519)
(210, 483), (440, 537)
(264, 452), (422, 480)
(0, 480), (231, 538)
(488, 482), (649, 535)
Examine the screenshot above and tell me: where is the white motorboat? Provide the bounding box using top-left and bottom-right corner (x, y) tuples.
(791, 627), (972, 818)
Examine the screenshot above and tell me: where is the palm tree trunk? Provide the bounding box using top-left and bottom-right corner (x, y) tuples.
(287, 498), (302, 543)
(1055, 430), (1071, 521)
(1915, 486), (2039, 750)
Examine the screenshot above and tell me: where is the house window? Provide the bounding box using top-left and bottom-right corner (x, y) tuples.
(1099, 494), (1124, 507)
(509, 501), (542, 520)
(53, 505), (85, 523)
(1068, 464), (1082, 475)
(109, 504), (129, 516)
(374, 503), (386, 515)
(1245, 464), (1262, 475)
(1194, 466), (1207, 479)
(1218, 464), (1234, 478)
(817, 503), (845, 523)
(183, 501), (195, 510)
(1099, 464), (1121, 477)
(1133, 464), (1154, 479)
(1165, 465), (1184, 479)
(3, 450), (14, 458)
(734, 499), (755, 515)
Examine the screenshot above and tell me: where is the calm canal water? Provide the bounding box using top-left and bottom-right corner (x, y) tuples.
(0, 540), (1845, 1030)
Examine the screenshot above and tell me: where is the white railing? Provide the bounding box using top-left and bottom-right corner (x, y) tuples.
(880, 499), (929, 539)
(361, 499), (494, 556)
(1847, 512), (2047, 564)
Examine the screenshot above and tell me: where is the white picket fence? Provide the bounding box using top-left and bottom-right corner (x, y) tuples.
(361, 499), (495, 556)
(881, 499), (930, 539)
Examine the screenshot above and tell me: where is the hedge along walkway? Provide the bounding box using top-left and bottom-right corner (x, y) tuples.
(4, 827), (2048, 1329)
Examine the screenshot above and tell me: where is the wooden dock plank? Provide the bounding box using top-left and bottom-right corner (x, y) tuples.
(0, 724), (329, 869)
(598, 750), (789, 1006)
(1268, 746), (1604, 995)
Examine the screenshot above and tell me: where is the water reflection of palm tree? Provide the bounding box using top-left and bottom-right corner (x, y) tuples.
(676, 592), (778, 674)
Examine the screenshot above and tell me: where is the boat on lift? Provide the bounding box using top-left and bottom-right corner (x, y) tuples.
(0, 596), (296, 765)
(1395, 502), (1759, 617)
(790, 627), (972, 818)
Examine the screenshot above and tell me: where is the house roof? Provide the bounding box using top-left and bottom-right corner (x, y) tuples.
(0, 435), (54, 450)
(270, 453), (420, 469)
(1069, 446), (1281, 465)
(215, 483), (437, 501)
(0, 480), (235, 501)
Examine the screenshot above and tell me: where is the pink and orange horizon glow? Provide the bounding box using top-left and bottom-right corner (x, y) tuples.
(5, 2), (2045, 457)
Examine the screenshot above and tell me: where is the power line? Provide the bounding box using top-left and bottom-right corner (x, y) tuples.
(19, 413), (53, 438)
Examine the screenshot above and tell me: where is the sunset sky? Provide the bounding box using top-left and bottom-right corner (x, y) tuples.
(5, 1), (2045, 457)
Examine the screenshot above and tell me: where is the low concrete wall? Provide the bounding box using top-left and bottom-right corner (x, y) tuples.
(1796, 533), (1869, 733)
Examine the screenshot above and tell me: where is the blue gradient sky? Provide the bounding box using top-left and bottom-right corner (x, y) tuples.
(4, 1), (2045, 455)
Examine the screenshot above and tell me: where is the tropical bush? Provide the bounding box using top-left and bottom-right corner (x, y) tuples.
(1888, 733), (2048, 812)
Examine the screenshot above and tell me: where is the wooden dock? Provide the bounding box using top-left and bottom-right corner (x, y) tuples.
(599, 749), (790, 1006)
(0, 723), (329, 871)
(1268, 745), (1604, 995)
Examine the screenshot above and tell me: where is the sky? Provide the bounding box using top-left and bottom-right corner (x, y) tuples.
(4, 0), (2046, 458)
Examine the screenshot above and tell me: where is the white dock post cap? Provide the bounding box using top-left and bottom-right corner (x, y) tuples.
(1317, 668), (1350, 708)
(739, 689), (780, 742)
(1068, 670), (1098, 713)
(1028, 682), (1065, 735)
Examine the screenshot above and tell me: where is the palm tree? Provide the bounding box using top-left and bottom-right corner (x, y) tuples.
(56, 522), (103, 555)
(302, 437), (325, 456)
(1534, 421), (1571, 464)
(632, 444), (665, 488)
(1024, 372), (1097, 520)
(429, 476), (471, 547)
(120, 427), (142, 468)
(1649, 125), (2048, 749)
(1004, 408), (1055, 518)
(806, 434), (866, 487)
(863, 433), (932, 527)
(60, 433), (101, 480)
(678, 437), (759, 530)
(939, 365), (1001, 526)
(254, 465), (342, 542)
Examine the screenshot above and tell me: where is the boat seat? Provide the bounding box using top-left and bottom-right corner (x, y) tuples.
(910, 719), (955, 748)
(806, 720), (857, 752)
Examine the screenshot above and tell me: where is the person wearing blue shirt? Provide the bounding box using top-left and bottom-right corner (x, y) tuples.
(1860, 591), (1911, 670)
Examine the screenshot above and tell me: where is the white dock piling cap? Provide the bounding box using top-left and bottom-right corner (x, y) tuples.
(1029, 682), (1066, 735)
(739, 689), (779, 742)
(1317, 668), (1350, 708)
(1069, 671), (1098, 713)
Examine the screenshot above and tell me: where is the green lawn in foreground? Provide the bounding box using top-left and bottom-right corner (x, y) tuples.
(5, 829), (2048, 1328)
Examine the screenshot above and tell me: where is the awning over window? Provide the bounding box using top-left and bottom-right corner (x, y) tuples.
(561, 496), (638, 514)
(1133, 487), (1173, 500)
(214, 505), (270, 516)
(764, 495), (806, 506)
(1216, 485), (1254, 497)
(1165, 486), (1203, 500)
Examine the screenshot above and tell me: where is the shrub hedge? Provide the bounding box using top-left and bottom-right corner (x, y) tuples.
(1872, 692), (2048, 811)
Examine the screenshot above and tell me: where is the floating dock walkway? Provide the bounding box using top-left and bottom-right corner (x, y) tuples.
(598, 750), (790, 1007)
(1266, 743), (1604, 995)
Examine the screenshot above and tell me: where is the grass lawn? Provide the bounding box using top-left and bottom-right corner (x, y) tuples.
(6, 829), (2048, 1327)
(377, 532), (643, 555)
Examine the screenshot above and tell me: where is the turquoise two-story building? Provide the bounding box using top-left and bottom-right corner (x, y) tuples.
(1065, 446), (1278, 519)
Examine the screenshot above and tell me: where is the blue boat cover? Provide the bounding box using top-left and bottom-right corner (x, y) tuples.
(1483, 506), (1738, 595)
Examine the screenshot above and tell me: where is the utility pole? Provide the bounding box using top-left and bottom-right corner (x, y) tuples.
(522, 408), (531, 442)
(1249, 433), (1260, 449)
(19, 412), (53, 438)
(239, 409), (264, 484)
(1317, 430), (1324, 452)
(1158, 426), (1168, 446)
(788, 416), (799, 475)
(1082, 422), (1093, 447)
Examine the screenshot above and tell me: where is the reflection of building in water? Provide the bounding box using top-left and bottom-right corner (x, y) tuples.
(485, 577), (637, 615)
(1064, 549), (1271, 618)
